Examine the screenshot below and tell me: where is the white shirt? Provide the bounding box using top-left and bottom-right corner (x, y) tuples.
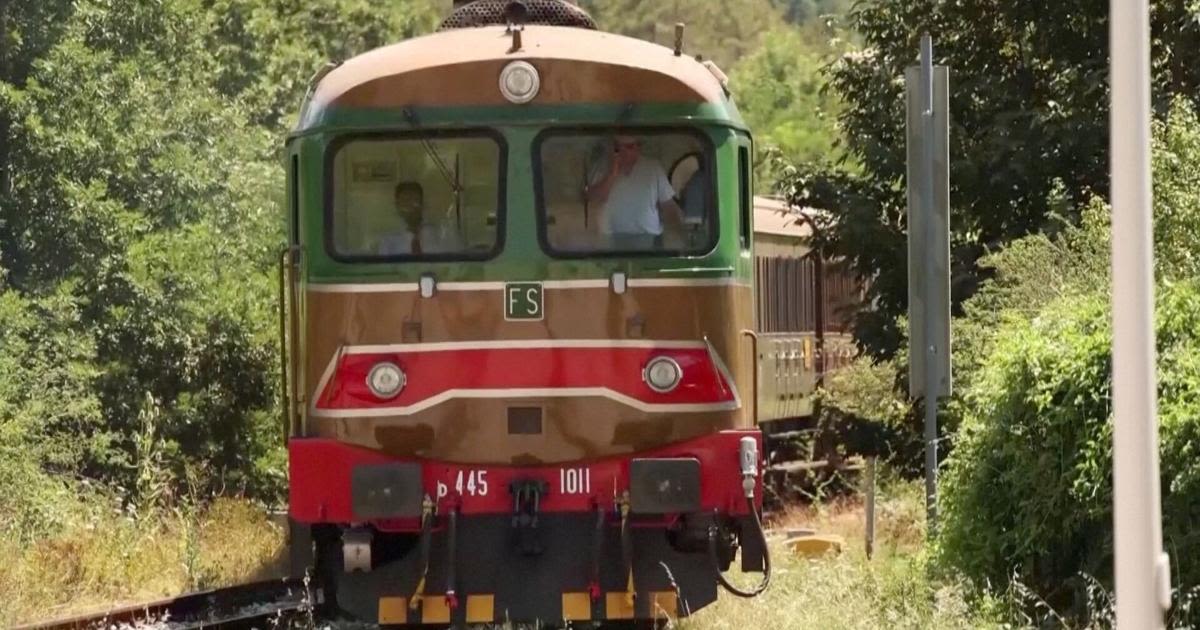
(598, 158), (674, 236)
(377, 224), (460, 255)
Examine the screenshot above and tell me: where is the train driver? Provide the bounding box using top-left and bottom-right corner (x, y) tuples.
(587, 135), (685, 250)
(377, 181), (461, 255)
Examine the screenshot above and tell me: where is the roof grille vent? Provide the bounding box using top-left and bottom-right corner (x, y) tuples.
(440, 0), (598, 31)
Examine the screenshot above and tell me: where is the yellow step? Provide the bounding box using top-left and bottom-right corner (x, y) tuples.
(785, 533), (845, 557)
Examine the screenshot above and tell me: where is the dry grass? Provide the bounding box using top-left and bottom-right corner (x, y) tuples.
(677, 481), (1008, 630)
(766, 476), (927, 556)
(0, 497), (286, 626)
(1, 480), (1006, 629)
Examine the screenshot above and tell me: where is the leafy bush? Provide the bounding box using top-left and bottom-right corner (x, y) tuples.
(0, 288), (114, 541)
(1151, 99), (1200, 281)
(937, 100), (1200, 624)
(815, 357), (921, 476)
(938, 284), (1200, 625)
(937, 293), (1112, 607)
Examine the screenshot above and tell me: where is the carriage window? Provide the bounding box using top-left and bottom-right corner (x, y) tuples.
(328, 134), (503, 260)
(536, 130), (715, 256)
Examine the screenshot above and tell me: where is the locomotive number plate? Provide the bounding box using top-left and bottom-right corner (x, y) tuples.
(504, 282), (543, 321)
(559, 467), (592, 495)
(429, 466), (599, 506)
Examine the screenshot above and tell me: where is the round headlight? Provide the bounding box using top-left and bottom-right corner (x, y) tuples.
(499, 61), (540, 104)
(366, 362), (406, 400)
(643, 356), (683, 394)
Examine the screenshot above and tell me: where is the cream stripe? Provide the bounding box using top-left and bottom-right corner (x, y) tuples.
(627, 277), (749, 288)
(440, 281), (506, 291)
(705, 338), (743, 409)
(344, 338), (707, 354)
(543, 279), (610, 289)
(311, 346), (343, 411)
(306, 277), (748, 293)
(307, 282), (418, 293)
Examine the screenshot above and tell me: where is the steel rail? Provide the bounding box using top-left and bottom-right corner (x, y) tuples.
(14, 578), (322, 630)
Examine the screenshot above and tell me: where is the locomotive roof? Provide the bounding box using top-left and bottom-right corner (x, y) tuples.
(300, 25), (733, 128)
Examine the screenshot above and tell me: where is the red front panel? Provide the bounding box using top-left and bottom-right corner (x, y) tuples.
(312, 341), (739, 416)
(289, 430), (762, 528)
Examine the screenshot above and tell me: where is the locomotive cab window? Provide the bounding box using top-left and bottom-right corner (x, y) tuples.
(327, 133), (504, 261)
(536, 130), (715, 256)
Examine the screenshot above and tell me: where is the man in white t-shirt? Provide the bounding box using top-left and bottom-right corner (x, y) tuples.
(587, 135), (685, 250)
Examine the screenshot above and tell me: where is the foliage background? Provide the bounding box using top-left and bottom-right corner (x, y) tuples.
(0, 0), (441, 534)
(730, 24), (851, 192)
(779, 0), (1200, 357)
(739, 0), (1200, 622)
(0, 0), (840, 547)
(13, 1), (1200, 626)
(934, 100), (1200, 625)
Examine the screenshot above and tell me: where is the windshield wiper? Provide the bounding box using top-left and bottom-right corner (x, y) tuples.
(403, 107), (465, 234)
(402, 107), (463, 195)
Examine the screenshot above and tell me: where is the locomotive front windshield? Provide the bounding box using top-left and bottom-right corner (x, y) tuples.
(327, 133), (504, 261)
(536, 130), (716, 256)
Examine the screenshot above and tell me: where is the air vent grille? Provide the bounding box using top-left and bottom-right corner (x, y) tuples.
(439, 0), (598, 31)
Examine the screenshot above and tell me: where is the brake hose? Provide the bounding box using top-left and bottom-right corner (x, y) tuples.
(710, 436), (772, 598)
(708, 497), (772, 598)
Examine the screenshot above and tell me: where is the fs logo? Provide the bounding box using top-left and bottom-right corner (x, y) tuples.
(504, 282), (543, 321)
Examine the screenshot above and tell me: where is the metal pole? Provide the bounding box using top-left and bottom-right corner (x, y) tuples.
(919, 34), (939, 533)
(865, 456), (876, 559)
(813, 253), (826, 385)
(1110, 0), (1169, 627)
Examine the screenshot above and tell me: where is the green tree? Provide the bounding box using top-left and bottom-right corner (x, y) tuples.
(770, 0), (851, 25)
(578, 0), (781, 69)
(202, 0), (441, 130)
(0, 285), (111, 540)
(0, 0), (77, 255)
(779, 0), (1200, 357)
(729, 27), (847, 192)
(0, 287), (106, 473)
(0, 1), (281, 494)
(0, 0), (441, 500)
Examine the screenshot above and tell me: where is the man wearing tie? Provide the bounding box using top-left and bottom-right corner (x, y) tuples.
(377, 181), (456, 256)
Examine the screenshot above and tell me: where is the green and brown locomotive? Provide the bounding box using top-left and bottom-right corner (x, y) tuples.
(280, 1), (845, 625)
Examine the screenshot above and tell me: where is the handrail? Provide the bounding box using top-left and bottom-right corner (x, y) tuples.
(278, 244), (303, 440)
(277, 244), (291, 444)
(740, 329), (760, 424)
(288, 246), (304, 436)
(653, 265), (736, 275)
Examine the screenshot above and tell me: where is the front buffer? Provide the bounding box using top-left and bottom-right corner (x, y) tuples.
(289, 430), (768, 626)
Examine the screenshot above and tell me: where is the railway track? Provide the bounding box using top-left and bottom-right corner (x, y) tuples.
(15, 577), (323, 630)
